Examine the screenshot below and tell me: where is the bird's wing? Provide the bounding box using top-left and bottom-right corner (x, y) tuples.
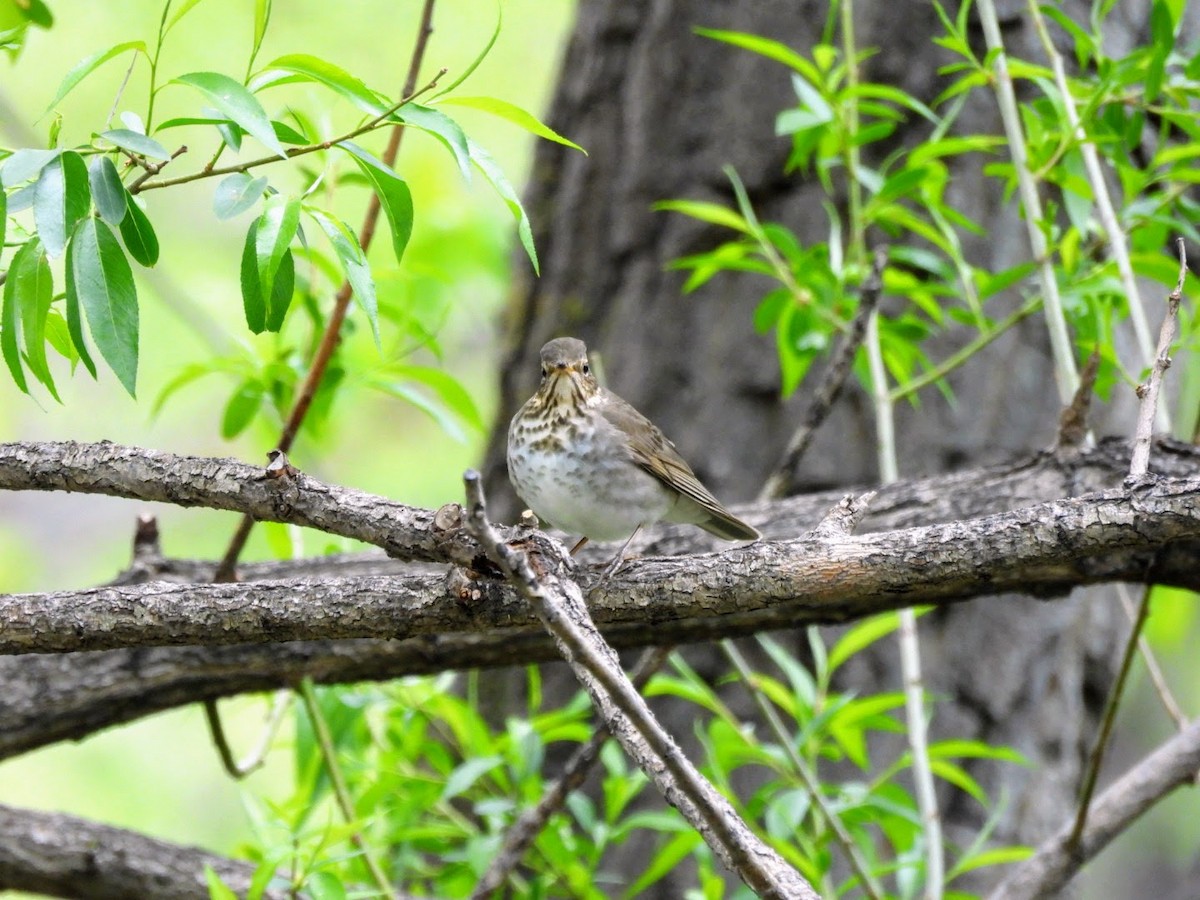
(597, 389), (759, 539)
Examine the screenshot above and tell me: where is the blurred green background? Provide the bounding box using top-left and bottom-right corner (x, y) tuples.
(0, 0), (574, 858)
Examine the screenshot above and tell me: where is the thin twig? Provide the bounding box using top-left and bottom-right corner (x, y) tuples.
(470, 646), (672, 899)
(1069, 238), (1187, 852)
(461, 471), (818, 900)
(1116, 583), (1188, 730)
(975, 0), (1079, 403)
(759, 245), (887, 501)
(1026, 0), (1164, 430)
(213, 1), (439, 582)
(131, 71), (445, 195)
(204, 691), (292, 779)
(298, 677), (396, 898)
(989, 716), (1200, 899)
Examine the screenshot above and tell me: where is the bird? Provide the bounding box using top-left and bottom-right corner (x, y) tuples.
(507, 337), (760, 555)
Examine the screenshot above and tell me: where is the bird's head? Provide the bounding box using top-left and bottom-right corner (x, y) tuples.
(536, 337), (598, 405)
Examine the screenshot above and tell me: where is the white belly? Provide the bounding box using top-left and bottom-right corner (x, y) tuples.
(508, 413), (673, 541)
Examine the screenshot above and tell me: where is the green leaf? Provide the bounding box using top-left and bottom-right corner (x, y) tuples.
(829, 611), (906, 674)
(14, 238), (58, 399)
(221, 379), (263, 438)
(43, 309), (77, 367)
(174, 71), (287, 158)
(439, 96), (585, 153)
(119, 193), (160, 266)
(2, 242), (33, 393)
(440, 755), (502, 801)
(251, 0), (271, 65)
(100, 129), (171, 162)
(394, 104), (472, 180)
(0, 189), (5, 259)
(32, 151), (90, 258)
(88, 156), (127, 225)
(239, 220), (266, 333)
(374, 363), (486, 441)
(165, 0), (209, 33)
(203, 865), (239, 900)
(63, 238), (98, 378)
(695, 27), (822, 83)
(308, 208), (378, 345)
(213, 172), (267, 220)
(305, 872), (346, 900)
(265, 248), (294, 331)
(1, 149), (59, 187)
(652, 199), (749, 233)
(70, 217), (138, 396)
(256, 53), (385, 114)
(467, 137), (538, 274)
(255, 196), (300, 317)
(43, 41), (146, 114)
(337, 141), (413, 265)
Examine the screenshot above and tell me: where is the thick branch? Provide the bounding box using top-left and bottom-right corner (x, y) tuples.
(0, 803), (285, 899)
(3, 480), (1200, 655)
(2, 438), (1199, 758)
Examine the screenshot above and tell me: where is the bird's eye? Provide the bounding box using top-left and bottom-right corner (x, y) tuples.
(582, 363), (590, 375)
(540, 366), (547, 379)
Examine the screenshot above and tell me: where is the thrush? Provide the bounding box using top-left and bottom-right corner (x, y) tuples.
(506, 337), (760, 551)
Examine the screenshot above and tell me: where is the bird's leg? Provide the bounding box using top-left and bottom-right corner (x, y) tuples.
(569, 536), (590, 555)
(595, 526), (641, 587)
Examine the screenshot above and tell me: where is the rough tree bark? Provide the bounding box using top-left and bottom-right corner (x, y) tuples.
(479, 0), (1194, 894)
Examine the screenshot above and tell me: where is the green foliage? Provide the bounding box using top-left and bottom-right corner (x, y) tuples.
(1, 0), (571, 426)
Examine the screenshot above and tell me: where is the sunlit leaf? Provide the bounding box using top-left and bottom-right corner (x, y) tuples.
(652, 199), (749, 233)
(88, 156), (127, 225)
(1, 148), (59, 188)
(70, 217), (139, 396)
(2, 241), (34, 393)
(394, 104), (471, 180)
(257, 53), (385, 114)
(254, 196), (300, 326)
(439, 96), (585, 152)
(32, 150), (89, 258)
(174, 71), (287, 158)
(63, 238), (98, 378)
(43, 41), (146, 114)
(467, 136), (538, 274)
(221, 379), (263, 438)
(100, 129), (171, 162)
(118, 192), (159, 267)
(337, 141), (412, 265)
(308, 208), (378, 345)
(165, 0), (209, 33)
(213, 172), (267, 220)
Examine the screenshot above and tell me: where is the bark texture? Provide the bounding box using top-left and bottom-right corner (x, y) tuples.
(477, 0), (1197, 892)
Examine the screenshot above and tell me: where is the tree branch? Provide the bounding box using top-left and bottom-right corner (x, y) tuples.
(0, 803), (286, 899)
(3, 479), (1200, 655)
(2, 437), (1198, 759)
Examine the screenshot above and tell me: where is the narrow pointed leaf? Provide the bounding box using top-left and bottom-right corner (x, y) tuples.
(221, 379), (263, 438)
(63, 238), (98, 377)
(432, 1), (501, 98)
(70, 217), (138, 396)
(467, 137), (538, 274)
(1, 242), (32, 393)
(394, 104), (472, 180)
(2, 149), (59, 188)
(100, 129), (171, 162)
(257, 53), (385, 114)
(440, 96), (585, 152)
(308, 208), (378, 345)
(213, 172), (267, 220)
(240, 220), (266, 333)
(337, 141), (412, 264)
(43, 41), (145, 114)
(255, 196), (300, 319)
(33, 150), (90, 257)
(88, 156), (127, 224)
(164, 0), (208, 33)
(13, 238), (58, 399)
(174, 71), (287, 158)
(264, 247), (295, 331)
(119, 192), (160, 266)
(0, 186), (6, 254)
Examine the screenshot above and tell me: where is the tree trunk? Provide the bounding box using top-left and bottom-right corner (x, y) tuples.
(481, 0), (1181, 893)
